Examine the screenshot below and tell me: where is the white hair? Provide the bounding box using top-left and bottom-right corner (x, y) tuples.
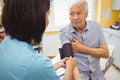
(69, 0), (88, 12)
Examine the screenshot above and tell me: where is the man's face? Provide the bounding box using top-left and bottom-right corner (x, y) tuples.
(69, 3), (88, 30)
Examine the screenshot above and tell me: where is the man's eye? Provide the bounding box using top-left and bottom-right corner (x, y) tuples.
(70, 13), (74, 15)
(77, 12), (82, 14)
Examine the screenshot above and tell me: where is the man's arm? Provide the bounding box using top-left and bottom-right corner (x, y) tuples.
(73, 66), (82, 80)
(59, 28), (72, 45)
(71, 38), (109, 58)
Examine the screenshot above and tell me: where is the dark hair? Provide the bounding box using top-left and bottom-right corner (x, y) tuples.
(3, 0), (6, 3)
(1, 0), (50, 44)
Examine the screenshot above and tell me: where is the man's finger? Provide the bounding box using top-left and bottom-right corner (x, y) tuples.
(72, 37), (79, 42)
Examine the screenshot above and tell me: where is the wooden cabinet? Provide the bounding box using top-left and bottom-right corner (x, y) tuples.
(103, 31), (118, 45)
(103, 28), (120, 69)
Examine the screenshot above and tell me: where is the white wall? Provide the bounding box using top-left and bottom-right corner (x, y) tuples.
(42, 34), (62, 56)
(54, 0), (70, 27)
(86, 0), (95, 20)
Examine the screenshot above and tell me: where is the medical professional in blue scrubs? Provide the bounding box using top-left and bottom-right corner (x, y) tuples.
(0, 0), (81, 80)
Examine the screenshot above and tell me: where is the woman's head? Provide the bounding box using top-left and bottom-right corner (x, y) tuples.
(1, 0), (50, 44)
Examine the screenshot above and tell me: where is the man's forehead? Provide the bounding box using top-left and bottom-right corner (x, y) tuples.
(70, 3), (84, 11)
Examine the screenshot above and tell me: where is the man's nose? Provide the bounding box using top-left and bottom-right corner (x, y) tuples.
(73, 14), (78, 19)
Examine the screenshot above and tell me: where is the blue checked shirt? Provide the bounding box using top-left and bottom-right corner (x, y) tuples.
(60, 20), (106, 80)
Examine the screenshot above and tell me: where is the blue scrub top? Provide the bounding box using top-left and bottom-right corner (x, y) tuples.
(0, 35), (60, 80)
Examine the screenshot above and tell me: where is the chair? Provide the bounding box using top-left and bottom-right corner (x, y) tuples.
(100, 44), (115, 74)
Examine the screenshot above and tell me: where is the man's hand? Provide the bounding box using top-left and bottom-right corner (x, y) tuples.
(71, 38), (109, 58)
(71, 38), (84, 53)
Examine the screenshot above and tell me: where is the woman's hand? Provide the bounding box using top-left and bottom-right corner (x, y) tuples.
(62, 56), (76, 80)
(54, 57), (68, 70)
(65, 56), (76, 71)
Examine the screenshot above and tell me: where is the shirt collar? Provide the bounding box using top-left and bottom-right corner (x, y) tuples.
(69, 21), (91, 33)
(86, 21), (91, 31)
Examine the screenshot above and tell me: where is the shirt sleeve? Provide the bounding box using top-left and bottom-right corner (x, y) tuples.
(26, 56), (60, 80)
(59, 28), (71, 45)
(98, 24), (106, 45)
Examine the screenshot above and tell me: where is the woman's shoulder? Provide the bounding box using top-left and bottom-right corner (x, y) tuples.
(26, 54), (60, 80)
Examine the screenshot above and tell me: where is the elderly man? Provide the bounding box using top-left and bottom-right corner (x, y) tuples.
(59, 0), (109, 80)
